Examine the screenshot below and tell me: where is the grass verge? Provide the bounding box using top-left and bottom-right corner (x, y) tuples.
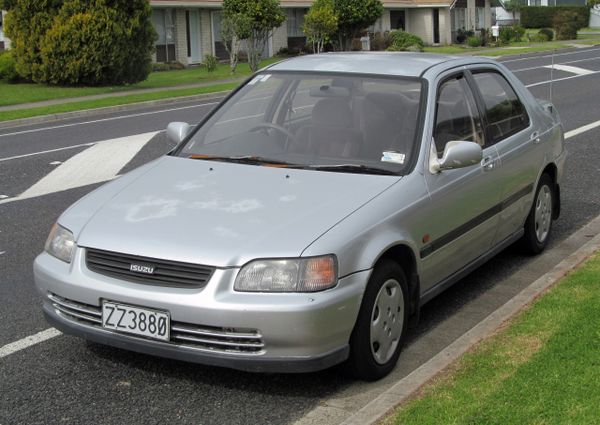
(0, 58), (280, 108)
(0, 83), (238, 122)
(389, 251), (600, 425)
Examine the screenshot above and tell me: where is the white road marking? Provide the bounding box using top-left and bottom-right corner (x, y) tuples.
(0, 142), (96, 162)
(0, 328), (61, 359)
(0, 251), (5, 255)
(49, 161), (62, 166)
(0, 101), (219, 138)
(17, 131), (158, 200)
(499, 46), (600, 63)
(525, 71), (600, 88)
(565, 118), (600, 139)
(544, 64), (595, 75)
(0, 131), (157, 205)
(512, 56), (600, 72)
(0, 195), (8, 199)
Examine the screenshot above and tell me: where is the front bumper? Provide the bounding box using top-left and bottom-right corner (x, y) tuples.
(34, 250), (370, 373)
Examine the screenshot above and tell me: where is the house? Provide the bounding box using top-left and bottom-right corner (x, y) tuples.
(149, 0), (492, 64)
(0, 10), (10, 50)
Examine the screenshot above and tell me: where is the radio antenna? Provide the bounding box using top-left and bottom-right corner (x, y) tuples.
(550, 49), (555, 103)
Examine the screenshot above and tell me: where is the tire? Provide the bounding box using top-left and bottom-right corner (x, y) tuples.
(521, 173), (554, 255)
(347, 260), (409, 381)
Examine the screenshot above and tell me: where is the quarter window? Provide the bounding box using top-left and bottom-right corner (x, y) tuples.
(433, 74), (485, 158)
(472, 71), (530, 143)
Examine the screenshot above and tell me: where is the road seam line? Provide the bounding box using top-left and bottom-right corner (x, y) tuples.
(0, 328), (62, 359)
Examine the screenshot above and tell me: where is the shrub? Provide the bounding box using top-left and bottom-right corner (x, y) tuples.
(529, 33), (549, 42)
(498, 25), (524, 45)
(538, 27), (554, 41)
(467, 36), (482, 47)
(5, 0), (156, 86)
(456, 28), (474, 44)
(204, 54), (218, 72)
(0, 50), (20, 82)
(370, 31), (392, 51)
(332, 0), (384, 50)
(554, 10), (581, 40)
(386, 30), (424, 52)
(520, 6), (589, 29)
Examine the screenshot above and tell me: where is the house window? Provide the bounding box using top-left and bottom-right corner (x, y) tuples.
(287, 9), (306, 37)
(153, 9), (176, 62)
(390, 10), (406, 30)
(475, 7), (485, 28)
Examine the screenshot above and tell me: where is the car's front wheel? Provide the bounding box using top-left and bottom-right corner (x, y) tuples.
(521, 173), (555, 254)
(347, 260), (409, 381)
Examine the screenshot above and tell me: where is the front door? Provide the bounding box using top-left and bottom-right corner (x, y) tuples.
(188, 10), (201, 64)
(420, 72), (502, 294)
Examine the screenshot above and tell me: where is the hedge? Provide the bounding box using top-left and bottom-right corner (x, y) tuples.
(520, 6), (590, 29)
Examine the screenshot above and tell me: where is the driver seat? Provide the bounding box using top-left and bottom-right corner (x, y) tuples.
(290, 98), (361, 158)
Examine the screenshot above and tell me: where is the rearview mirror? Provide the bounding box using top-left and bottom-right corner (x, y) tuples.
(430, 141), (482, 173)
(166, 122), (192, 145)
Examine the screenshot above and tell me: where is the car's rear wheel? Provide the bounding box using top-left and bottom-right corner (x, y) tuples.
(521, 173), (554, 254)
(347, 260), (408, 381)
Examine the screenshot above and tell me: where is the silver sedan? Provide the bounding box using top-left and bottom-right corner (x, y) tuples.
(35, 53), (565, 381)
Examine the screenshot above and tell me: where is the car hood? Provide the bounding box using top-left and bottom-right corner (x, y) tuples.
(71, 156), (400, 267)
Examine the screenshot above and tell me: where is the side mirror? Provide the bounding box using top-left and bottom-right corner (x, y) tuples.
(430, 141), (482, 173)
(166, 122), (192, 145)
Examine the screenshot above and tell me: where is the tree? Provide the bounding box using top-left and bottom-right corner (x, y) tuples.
(222, 0), (285, 73)
(221, 13), (252, 74)
(303, 0), (338, 53)
(503, 0), (522, 23)
(5, 0), (156, 85)
(332, 0), (383, 51)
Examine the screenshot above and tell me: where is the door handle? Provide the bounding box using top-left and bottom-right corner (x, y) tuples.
(481, 156), (495, 171)
(531, 131), (541, 144)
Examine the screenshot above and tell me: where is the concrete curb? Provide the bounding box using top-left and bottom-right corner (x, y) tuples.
(0, 90), (231, 130)
(339, 214), (600, 425)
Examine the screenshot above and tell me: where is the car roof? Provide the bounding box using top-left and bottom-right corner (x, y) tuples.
(266, 52), (476, 78)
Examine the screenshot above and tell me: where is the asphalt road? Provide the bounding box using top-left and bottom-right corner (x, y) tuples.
(2, 47), (600, 425)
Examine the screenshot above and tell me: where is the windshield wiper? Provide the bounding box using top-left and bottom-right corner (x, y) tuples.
(304, 164), (399, 175)
(189, 155), (297, 167)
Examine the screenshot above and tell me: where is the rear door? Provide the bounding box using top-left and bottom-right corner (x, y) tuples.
(469, 68), (541, 245)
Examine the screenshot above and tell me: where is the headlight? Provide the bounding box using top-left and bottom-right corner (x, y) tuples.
(44, 224), (75, 263)
(234, 255), (338, 292)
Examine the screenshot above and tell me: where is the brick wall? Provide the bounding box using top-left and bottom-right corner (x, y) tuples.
(272, 21), (288, 54)
(406, 9), (433, 44)
(175, 9), (188, 65)
(201, 10), (213, 58)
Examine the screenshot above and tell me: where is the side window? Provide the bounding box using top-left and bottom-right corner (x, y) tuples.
(433, 74), (485, 158)
(472, 71), (530, 143)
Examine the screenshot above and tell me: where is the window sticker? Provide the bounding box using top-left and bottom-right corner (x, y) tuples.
(247, 74), (272, 85)
(381, 151), (405, 164)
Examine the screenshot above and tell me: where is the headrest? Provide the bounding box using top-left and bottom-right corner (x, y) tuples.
(312, 98), (353, 127)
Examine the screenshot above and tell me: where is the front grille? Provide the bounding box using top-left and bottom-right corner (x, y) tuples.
(48, 293), (265, 354)
(85, 248), (215, 288)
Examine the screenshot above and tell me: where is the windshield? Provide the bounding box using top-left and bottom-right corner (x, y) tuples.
(179, 71), (423, 174)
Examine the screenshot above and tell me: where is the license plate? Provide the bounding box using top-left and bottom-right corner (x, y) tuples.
(102, 301), (170, 341)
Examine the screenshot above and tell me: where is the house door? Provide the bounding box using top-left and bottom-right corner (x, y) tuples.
(187, 10), (202, 64)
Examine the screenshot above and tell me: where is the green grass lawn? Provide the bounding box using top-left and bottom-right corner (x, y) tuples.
(0, 83), (238, 122)
(390, 251), (600, 425)
(0, 57), (281, 108)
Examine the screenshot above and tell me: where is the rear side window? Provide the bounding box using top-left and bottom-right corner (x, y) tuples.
(471, 71), (529, 143)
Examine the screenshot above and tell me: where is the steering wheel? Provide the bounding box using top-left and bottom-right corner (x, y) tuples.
(249, 123), (294, 141)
